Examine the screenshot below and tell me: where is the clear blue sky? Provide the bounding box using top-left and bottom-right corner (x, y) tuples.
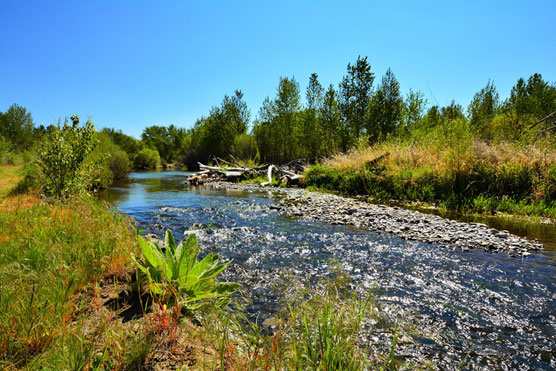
(1, 0), (555, 138)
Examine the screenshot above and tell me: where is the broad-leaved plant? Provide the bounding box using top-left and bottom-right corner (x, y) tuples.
(134, 230), (239, 310)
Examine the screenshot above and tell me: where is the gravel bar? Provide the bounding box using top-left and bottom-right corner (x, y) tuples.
(205, 182), (543, 255)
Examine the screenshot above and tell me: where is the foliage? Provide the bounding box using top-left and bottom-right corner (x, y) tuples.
(141, 124), (191, 163)
(37, 115), (99, 197)
(253, 77), (302, 163)
(0, 104), (35, 152)
(185, 90), (250, 167)
(468, 80), (500, 137)
(134, 230), (239, 311)
(87, 132), (132, 188)
(134, 146), (161, 169)
(339, 55), (375, 146)
(368, 68), (404, 140)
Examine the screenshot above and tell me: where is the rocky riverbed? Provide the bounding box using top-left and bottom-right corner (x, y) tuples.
(207, 182), (543, 255)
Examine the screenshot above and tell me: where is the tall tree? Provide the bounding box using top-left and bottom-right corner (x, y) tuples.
(368, 68), (404, 139)
(339, 56), (374, 147)
(441, 101), (466, 122)
(402, 89), (427, 133)
(468, 80), (500, 137)
(321, 84), (342, 154)
(253, 77), (302, 163)
(0, 104), (35, 151)
(302, 73), (324, 159)
(192, 90), (251, 163)
(142, 125), (172, 162)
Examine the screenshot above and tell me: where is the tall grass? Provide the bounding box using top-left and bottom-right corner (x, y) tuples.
(0, 198), (137, 368)
(306, 136), (556, 218)
(202, 272), (404, 370)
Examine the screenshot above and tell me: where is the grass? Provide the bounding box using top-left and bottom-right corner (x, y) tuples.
(198, 271), (422, 370)
(305, 139), (556, 220)
(0, 165), (23, 198)
(0, 198), (139, 368)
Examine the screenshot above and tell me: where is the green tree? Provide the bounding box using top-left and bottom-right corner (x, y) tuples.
(321, 84), (342, 155)
(0, 104), (35, 151)
(368, 68), (404, 140)
(301, 73), (324, 159)
(134, 147), (161, 169)
(101, 128), (141, 158)
(189, 90), (250, 165)
(503, 73), (556, 138)
(441, 101), (466, 122)
(402, 89), (427, 134)
(468, 80), (500, 137)
(339, 56), (374, 147)
(507, 73), (556, 120)
(253, 77), (301, 163)
(142, 125), (172, 162)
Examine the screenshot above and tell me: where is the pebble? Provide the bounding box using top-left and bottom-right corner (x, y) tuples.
(207, 182), (543, 254)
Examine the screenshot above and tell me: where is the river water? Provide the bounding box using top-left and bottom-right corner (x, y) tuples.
(101, 171), (556, 370)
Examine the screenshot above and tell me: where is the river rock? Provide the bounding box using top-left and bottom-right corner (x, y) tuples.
(206, 182), (543, 254)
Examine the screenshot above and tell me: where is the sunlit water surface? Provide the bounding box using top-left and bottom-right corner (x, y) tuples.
(101, 171), (556, 370)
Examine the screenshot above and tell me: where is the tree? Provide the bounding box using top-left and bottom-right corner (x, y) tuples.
(402, 89), (427, 134)
(441, 101), (466, 122)
(301, 73), (324, 159)
(503, 73), (556, 138)
(253, 77), (302, 163)
(321, 84), (342, 155)
(0, 104), (35, 151)
(102, 128), (141, 157)
(507, 73), (556, 120)
(190, 90), (251, 164)
(368, 68), (404, 139)
(339, 56), (374, 147)
(142, 125), (172, 162)
(468, 80), (500, 137)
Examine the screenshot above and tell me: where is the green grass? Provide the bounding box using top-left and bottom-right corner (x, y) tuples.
(198, 271), (420, 370)
(0, 165), (23, 197)
(0, 198), (138, 368)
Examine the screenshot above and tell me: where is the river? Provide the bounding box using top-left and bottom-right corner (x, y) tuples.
(100, 171), (556, 370)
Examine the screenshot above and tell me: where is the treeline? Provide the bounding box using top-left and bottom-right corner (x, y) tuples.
(2, 55), (556, 182)
(129, 56), (556, 168)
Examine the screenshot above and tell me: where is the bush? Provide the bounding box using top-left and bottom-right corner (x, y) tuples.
(37, 115), (98, 197)
(134, 147), (161, 170)
(109, 148), (132, 180)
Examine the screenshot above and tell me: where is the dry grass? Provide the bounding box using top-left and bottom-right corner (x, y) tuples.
(0, 165), (23, 197)
(326, 141), (556, 180)
(308, 138), (556, 217)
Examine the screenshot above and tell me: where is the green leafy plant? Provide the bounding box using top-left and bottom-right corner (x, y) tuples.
(134, 230), (239, 310)
(37, 115), (99, 197)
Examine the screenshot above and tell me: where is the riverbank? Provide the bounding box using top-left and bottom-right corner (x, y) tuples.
(304, 140), (556, 221)
(0, 172), (404, 369)
(207, 181), (544, 254)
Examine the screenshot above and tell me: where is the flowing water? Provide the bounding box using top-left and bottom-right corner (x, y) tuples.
(101, 171), (556, 370)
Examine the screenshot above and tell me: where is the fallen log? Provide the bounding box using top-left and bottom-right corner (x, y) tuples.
(187, 161), (306, 187)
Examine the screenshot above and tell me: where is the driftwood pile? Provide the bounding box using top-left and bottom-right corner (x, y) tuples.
(186, 158), (306, 186)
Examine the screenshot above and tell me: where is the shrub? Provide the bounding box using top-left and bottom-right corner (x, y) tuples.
(37, 115), (99, 197)
(134, 147), (161, 170)
(109, 148), (132, 180)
